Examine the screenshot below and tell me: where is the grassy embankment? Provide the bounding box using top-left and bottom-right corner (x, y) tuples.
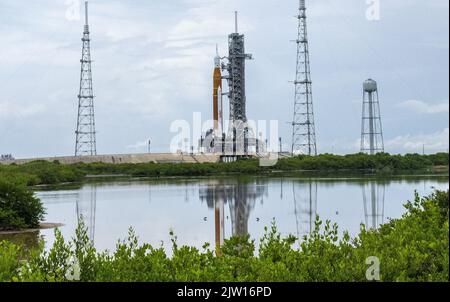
(0, 153), (448, 187)
(0, 190), (448, 282)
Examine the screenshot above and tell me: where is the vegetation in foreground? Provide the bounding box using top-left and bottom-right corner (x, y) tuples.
(0, 152), (448, 186)
(0, 190), (448, 282)
(0, 180), (45, 231)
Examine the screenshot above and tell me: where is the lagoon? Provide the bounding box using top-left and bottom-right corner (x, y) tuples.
(2, 175), (448, 252)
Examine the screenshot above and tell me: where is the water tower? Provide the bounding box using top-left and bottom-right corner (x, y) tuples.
(361, 79), (384, 155)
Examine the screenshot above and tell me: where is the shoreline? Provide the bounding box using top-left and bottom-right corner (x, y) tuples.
(31, 168), (449, 189)
(2, 154), (448, 189)
(0, 223), (64, 235)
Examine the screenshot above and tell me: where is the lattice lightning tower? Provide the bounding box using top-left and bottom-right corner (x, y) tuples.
(75, 1), (97, 156)
(291, 0), (317, 156)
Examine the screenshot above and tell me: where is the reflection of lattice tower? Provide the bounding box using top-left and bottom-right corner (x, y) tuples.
(75, 1), (97, 156)
(362, 183), (385, 230)
(76, 186), (97, 242)
(291, 0), (317, 156)
(361, 79), (384, 155)
(225, 12), (253, 154)
(228, 181), (268, 237)
(293, 181), (317, 237)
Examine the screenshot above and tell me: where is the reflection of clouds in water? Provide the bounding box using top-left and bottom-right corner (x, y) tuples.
(35, 191), (79, 204)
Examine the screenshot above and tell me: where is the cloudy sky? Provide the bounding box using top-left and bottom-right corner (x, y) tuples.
(0, 0), (448, 158)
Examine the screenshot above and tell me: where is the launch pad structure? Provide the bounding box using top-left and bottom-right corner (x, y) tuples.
(0, 0), (409, 166)
(226, 12), (252, 128)
(202, 12), (266, 160)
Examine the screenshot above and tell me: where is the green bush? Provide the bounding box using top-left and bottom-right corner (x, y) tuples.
(0, 180), (46, 230)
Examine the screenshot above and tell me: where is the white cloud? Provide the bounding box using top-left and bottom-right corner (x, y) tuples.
(0, 0), (448, 157)
(340, 128), (450, 155)
(385, 128), (449, 153)
(0, 101), (46, 118)
(0, 32), (79, 67)
(398, 100), (449, 114)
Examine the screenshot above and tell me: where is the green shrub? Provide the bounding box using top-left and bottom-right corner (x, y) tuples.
(0, 180), (46, 230)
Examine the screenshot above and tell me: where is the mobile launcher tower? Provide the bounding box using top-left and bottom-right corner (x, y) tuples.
(203, 12), (262, 157)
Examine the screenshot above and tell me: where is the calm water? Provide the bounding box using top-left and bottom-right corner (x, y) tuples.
(2, 175), (449, 252)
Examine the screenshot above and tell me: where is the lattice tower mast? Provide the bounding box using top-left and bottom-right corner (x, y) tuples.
(75, 1), (97, 156)
(291, 0), (317, 156)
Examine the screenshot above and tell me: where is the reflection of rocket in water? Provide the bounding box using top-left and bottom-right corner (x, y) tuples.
(362, 182), (385, 230)
(215, 196), (225, 253)
(293, 181), (317, 238)
(76, 185), (97, 242)
(213, 45), (223, 136)
(199, 179), (267, 251)
(205, 184), (226, 253)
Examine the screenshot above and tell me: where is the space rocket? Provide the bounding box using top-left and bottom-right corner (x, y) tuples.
(213, 45), (223, 137)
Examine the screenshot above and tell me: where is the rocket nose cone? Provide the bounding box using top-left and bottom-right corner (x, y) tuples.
(214, 56), (220, 68)
(214, 44), (221, 67)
